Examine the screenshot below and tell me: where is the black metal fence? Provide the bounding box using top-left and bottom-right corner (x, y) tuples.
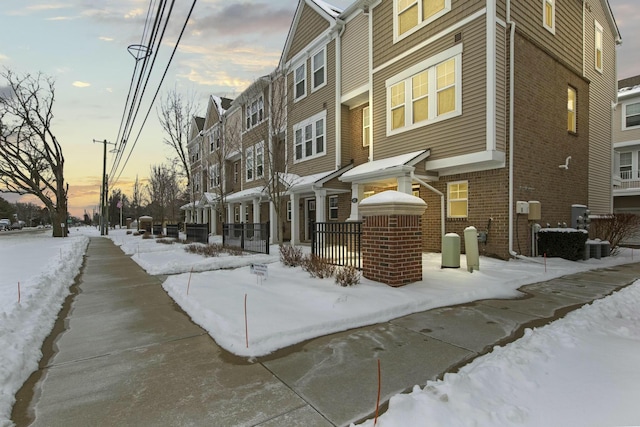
(312, 221), (362, 270)
(166, 224), (179, 238)
(223, 222), (270, 254)
(152, 224), (163, 235)
(186, 223), (209, 244)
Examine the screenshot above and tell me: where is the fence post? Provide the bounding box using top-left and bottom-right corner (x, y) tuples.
(241, 222), (245, 251)
(266, 221), (270, 254)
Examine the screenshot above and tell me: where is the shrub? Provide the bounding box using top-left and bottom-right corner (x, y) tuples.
(590, 213), (640, 255)
(133, 231), (140, 236)
(126, 230), (133, 235)
(223, 246), (244, 256)
(301, 255), (336, 279)
(335, 265), (360, 287)
(142, 233), (153, 240)
(537, 229), (587, 261)
(279, 244), (304, 267)
(156, 238), (176, 245)
(184, 243), (244, 257)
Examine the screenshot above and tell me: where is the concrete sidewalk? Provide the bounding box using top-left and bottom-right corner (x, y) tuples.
(12, 237), (640, 427)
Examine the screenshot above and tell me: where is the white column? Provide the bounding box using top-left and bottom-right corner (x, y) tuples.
(291, 193), (300, 246)
(347, 183), (363, 221)
(210, 206), (217, 235)
(240, 202), (247, 223)
(269, 200), (277, 244)
(314, 188), (327, 222)
(397, 174), (412, 194)
(227, 203), (233, 223)
(253, 198), (261, 223)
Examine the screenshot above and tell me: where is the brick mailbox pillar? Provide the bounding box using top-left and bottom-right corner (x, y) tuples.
(359, 190), (427, 287)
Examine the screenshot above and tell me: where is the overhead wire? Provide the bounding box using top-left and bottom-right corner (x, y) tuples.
(110, 0), (198, 186)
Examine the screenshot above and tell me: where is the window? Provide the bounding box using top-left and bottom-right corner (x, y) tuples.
(312, 48), (326, 90)
(329, 196), (339, 220)
(287, 200), (292, 221)
(412, 184), (420, 197)
(234, 161), (239, 183)
(595, 21), (603, 73)
(543, 0), (555, 34)
(256, 142), (264, 178)
(245, 147), (254, 181)
(234, 206), (240, 223)
(448, 181), (468, 218)
(210, 164), (220, 188)
(395, 0), (449, 39)
(619, 152), (632, 180)
(245, 96), (264, 130)
(624, 102), (640, 129)
(568, 87), (577, 133)
(294, 63), (306, 100)
(386, 48), (461, 134)
(293, 111), (326, 162)
(363, 106), (371, 147)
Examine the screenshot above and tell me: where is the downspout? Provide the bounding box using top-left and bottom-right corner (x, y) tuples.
(507, 0), (518, 258)
(335, 18), (346, 169)
(412, 173), (445, 243)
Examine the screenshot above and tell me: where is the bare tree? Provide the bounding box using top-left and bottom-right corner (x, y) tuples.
(146, 163), (183, 223)
(157, 88), (198, 189)
(0, 69), (68, 237)
(130, 175), (146, 221)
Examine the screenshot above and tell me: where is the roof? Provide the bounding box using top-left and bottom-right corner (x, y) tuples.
(340, 150), (431, 183)
(286, 163), (354, 193)
(225, 186), (267, 202)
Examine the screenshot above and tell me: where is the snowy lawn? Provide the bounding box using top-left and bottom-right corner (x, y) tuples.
(0, 231), (88, 426)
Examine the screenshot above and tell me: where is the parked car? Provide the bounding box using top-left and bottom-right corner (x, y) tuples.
(0, 219), (10, 231)
(10, 222), (22, 230)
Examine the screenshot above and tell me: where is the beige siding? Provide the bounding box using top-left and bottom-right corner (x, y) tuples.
(495, 24), (507, 152)
(371, 16), (487, 162)
(510, 0), (583, 74)
(286, 3), (330, 63)
(287, 40), (338, 176)
(204, 97), (221, 130)
(585, 1), (618, 214)
(342, 12), (369, 95)
(615, 103), (640, 142)
(372, 0), (485, 69)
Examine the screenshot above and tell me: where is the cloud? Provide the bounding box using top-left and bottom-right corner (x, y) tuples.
(99, 36), (114, 42)
(191, 3), (294, 37)
(46, 16), (75, 21)
(0, 53), (9, 62)
(72, 81), (91, 88)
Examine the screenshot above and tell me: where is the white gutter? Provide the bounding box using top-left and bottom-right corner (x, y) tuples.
(507, 0), (517, 258)
(412, 173), (445, 243)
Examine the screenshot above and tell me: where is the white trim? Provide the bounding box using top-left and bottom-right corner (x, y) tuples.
(293, 62), (307, 102)
(311, 46), (327, 92)
(594, 20), (603, 74)
(363, 105), (371, 147)
(486, 0), (496, 151)
(425, 150), (506, 175)
(293, 110), (328, 163)
(373, 9), (485, 75)
(543, 0), (555, 34)
(329, 195), (339, 220)
(245, 146), (254, 182)
(622, 101), (640, 131)
(341, 83), (371, 105)
(447, 180), (468, 218)
(393, 0), (452, 43)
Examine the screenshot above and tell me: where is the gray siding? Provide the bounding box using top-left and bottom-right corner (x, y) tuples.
(614, 102), (640, 143)
(585, 1), (618, 214)
(495, 23), (507, 152)
(286, 3), (330, 63)
(342, 12), (369, 95)
(372, 0), (485, 69)
(510, 0), (583, 74)
(371, 16), (488, 162)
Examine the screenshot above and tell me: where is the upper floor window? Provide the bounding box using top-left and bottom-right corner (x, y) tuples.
(256, 142), (264, 178)
(594, 21), (603, 73)
(234, 161), (239, 183)
(210, 164), (220, 188)
(447, 181), (468, 218)
(312, 48), (326, 90)
(245, 96), (264, 130)
(245, 146), (254, 181)
(568, 87), (577, 133)
(543, 0), (555, 34)
(363, 106), (371, 147)
(209, 128), (220, 152)
(294, 63), (306, 101)
(395, 0), (450, 40)
(624, 102), (640, 130)
(294, 111), (326, 162)
(386, 46), (462, 135)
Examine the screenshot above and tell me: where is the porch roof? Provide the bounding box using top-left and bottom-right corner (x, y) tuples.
(225, 186), (266, 203)
(286, 163), (354, 193)
(339, 149), (431, 183)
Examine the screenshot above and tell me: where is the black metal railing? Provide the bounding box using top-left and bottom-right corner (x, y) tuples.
(152, 224), (163, 235)
(312, 221), (362, 270)
(223, 222), (270, 254)
(166, 224), (179, 238)
(185, 223), (209, 243)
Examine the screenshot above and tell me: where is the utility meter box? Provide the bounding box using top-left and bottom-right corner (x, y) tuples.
(516, 201), (529, 214)
(528, 201), (541, 221)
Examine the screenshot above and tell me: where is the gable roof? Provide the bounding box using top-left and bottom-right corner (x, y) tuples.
(279, 0), (343, 69)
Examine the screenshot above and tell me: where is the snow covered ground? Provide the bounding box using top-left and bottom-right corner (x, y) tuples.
(1, 226), (639, 426)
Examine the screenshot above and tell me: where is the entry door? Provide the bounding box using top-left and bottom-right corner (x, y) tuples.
(305, 199), (316, 241)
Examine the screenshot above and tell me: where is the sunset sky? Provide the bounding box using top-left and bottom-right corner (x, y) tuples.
(1, 0), (638, 218)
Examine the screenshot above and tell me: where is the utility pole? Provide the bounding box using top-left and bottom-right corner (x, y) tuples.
(94, 139), (115, 236)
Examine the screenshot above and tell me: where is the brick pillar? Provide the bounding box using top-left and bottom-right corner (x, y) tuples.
(360, 191), (427, 287)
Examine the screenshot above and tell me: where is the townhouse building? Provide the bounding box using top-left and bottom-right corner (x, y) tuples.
(188, 0), (620, 260)
(613, 75), (640, 215)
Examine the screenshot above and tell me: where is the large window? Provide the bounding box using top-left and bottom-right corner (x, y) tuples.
(294, 111), (326, 162)
(594, 21), (603, 73)
(210, 164), (220, 188)
(619, 152), (632, 180)
(568, 87), (577, 133)
(363, 106), (371, 147)
(329, 196), (339, 220)
(395, 0), (449, 39)
(543, 0), (555, 34)
(256, 142), (264, 178)
(245, 147), (254, 181)
(294, 63), (306, 100)
(624, 102), (640, 129)
(246, 96), (264, 130)
(312, 48), (326, 90)
(387, 48), (461, 134)
(447, 181), (468, 218)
